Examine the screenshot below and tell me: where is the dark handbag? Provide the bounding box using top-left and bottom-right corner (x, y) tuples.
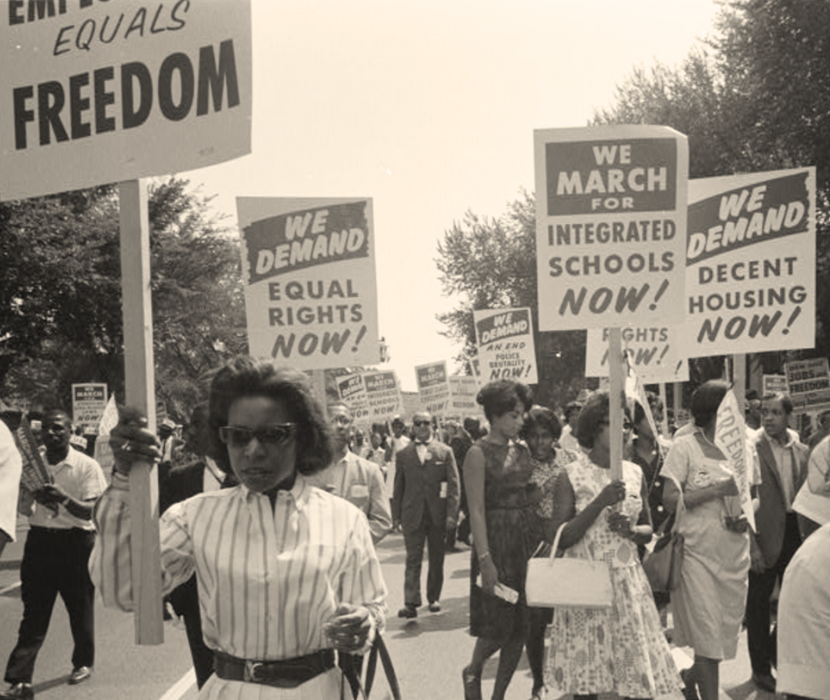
(642, 512), (684, 593)
(340, 633), (401, 700)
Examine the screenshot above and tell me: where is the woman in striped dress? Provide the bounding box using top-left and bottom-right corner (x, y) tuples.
(90, 357), (388, 699)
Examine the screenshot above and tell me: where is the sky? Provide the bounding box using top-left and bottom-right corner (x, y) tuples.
(180, 0), (721, 391)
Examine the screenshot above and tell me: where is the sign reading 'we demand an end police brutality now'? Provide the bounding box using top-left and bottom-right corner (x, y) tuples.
(0, 0), (252, 200)
(534, 126), (688, 331)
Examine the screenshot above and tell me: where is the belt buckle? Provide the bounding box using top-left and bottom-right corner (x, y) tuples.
(244, 660), (265, 683)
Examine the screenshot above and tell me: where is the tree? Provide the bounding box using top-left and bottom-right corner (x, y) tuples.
(592, 0), (830, 379)
(435, 191), (590, 409)
(0, 178), (246, 420)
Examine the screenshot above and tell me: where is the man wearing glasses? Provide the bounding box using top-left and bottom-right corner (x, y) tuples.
(392, 411), (460, 619)
(307, 403), (392, 545)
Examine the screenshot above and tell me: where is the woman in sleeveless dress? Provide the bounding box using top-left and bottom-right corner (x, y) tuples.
(461, 380), (538, 700)
(547, 390), (681, 700)
(661, 380), (756, 700)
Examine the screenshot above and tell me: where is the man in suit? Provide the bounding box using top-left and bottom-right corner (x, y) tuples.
(306, 403), (391, 544)
(747, 392), (809, 693)
(393, 411), (459, 618)
(159, 404), (233, 690)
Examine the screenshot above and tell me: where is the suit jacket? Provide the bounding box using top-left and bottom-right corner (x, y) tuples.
(751, 429), (809, 568)
(392, 439), (459, 532)
(306, 451), (392, 544)
(160, 459), (208, 516)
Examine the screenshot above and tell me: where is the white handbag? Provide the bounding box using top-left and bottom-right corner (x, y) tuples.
(525, 522), (613, 609)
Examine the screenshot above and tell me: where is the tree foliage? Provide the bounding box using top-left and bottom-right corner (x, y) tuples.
(0, 178), (246, 421)
(436, 0), (830, 404)
(436, 191), (590, 409)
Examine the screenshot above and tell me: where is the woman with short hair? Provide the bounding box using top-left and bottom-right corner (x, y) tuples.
(546, 390), (681, 700)
(462, 380), (536, 700)
(522, 405), (579, 700)
(90, 356), (388, 699)
(661, 379), (755, 700)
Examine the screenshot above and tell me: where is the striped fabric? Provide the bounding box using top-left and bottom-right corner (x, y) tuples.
(90, 474), (388, 698)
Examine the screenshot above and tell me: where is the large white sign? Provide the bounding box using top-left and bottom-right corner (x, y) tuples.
(474, 307), (538, 383)
(534, 125), (688, 331)
(237, 197), (380, 369)
(683, 168), (815, 357)
(1, 0), (252, 200)
(585, 326), (688, 384)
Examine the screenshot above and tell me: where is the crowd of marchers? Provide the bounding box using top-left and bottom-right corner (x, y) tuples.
(1, 359), (830, 700)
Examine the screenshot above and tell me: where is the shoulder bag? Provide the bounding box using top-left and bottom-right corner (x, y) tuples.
(642, 510), (684, 593)
(525, 522), (613, 609)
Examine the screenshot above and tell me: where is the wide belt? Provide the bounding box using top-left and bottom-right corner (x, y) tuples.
(213, 649), (335, 688)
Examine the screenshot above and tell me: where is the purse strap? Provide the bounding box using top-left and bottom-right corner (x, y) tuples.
(341, 633), (402, 700)
(551, 521), (595, 562)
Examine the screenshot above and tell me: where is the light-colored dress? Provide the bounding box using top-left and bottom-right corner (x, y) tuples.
(547, 454), (681, 696)
(660, 431), (750, 659)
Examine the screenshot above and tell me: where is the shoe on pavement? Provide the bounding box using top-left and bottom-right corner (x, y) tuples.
(751, 672), (776, 693)
(428, 601), (441, 612)
(68, 667), (92, 685)
(530, 685), (548, 700)
(0, 682), (34, 699)
(462, 665), (482, 700)
(397, 605), (417, 619)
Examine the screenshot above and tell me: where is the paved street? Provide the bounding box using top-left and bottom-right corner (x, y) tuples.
(0, 521), (781, 700)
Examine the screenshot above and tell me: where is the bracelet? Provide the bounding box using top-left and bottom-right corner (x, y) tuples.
(478, 551), (491, 562)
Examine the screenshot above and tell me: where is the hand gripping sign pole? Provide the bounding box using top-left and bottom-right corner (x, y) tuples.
(119, 179), (164, 645)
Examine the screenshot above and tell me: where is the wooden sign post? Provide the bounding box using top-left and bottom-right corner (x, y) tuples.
(608, 328), (625, 482)
(119, 180), (164, 645)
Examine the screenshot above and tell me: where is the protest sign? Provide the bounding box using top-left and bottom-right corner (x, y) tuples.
(714, 390), (755, 531)
(784, 358), (830, 414)
(762, 374), (788, 396)
(534, 125), (688, 331)
(474, 307), (538, 383)
(337, 370), (403, 424)
(363, 371), (404, 423)
(447, 375), (483, 421)
(0, 0), (252, 200)
(684, 168), (815, 357)
(337, 373), (369, 421)
(585, 326), (688, 384)
(238, 197), (379, 369)
(72, 383), (107, 434)
(415, 361), (450, 415)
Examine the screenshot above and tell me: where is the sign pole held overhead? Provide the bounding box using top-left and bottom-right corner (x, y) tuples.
(119, 179), (164, 645)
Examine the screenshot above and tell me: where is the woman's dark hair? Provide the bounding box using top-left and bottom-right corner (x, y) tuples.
(476, 380), (533, 422)
(691, 379), (730, 427)
(633, 391), (663, 427)
(207, 356), (333, 476)
(575, 390), (609, 449)
(522, 405), (562, 442)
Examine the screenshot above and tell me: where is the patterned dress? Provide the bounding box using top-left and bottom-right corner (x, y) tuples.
(468, 439), (539, 641)
(546, 454), (681, 697)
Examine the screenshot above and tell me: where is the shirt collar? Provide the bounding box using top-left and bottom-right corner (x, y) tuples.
(764, 428), (795, 449)
(240, 473), (312, 511)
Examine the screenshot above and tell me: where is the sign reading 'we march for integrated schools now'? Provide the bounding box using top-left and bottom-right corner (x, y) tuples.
(473, 307), (538, 383)
(237, 197), (380, 370)
(683, 168), (815, 357)
(534, 126), (688, 332)
(0, 0), (252, 200)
